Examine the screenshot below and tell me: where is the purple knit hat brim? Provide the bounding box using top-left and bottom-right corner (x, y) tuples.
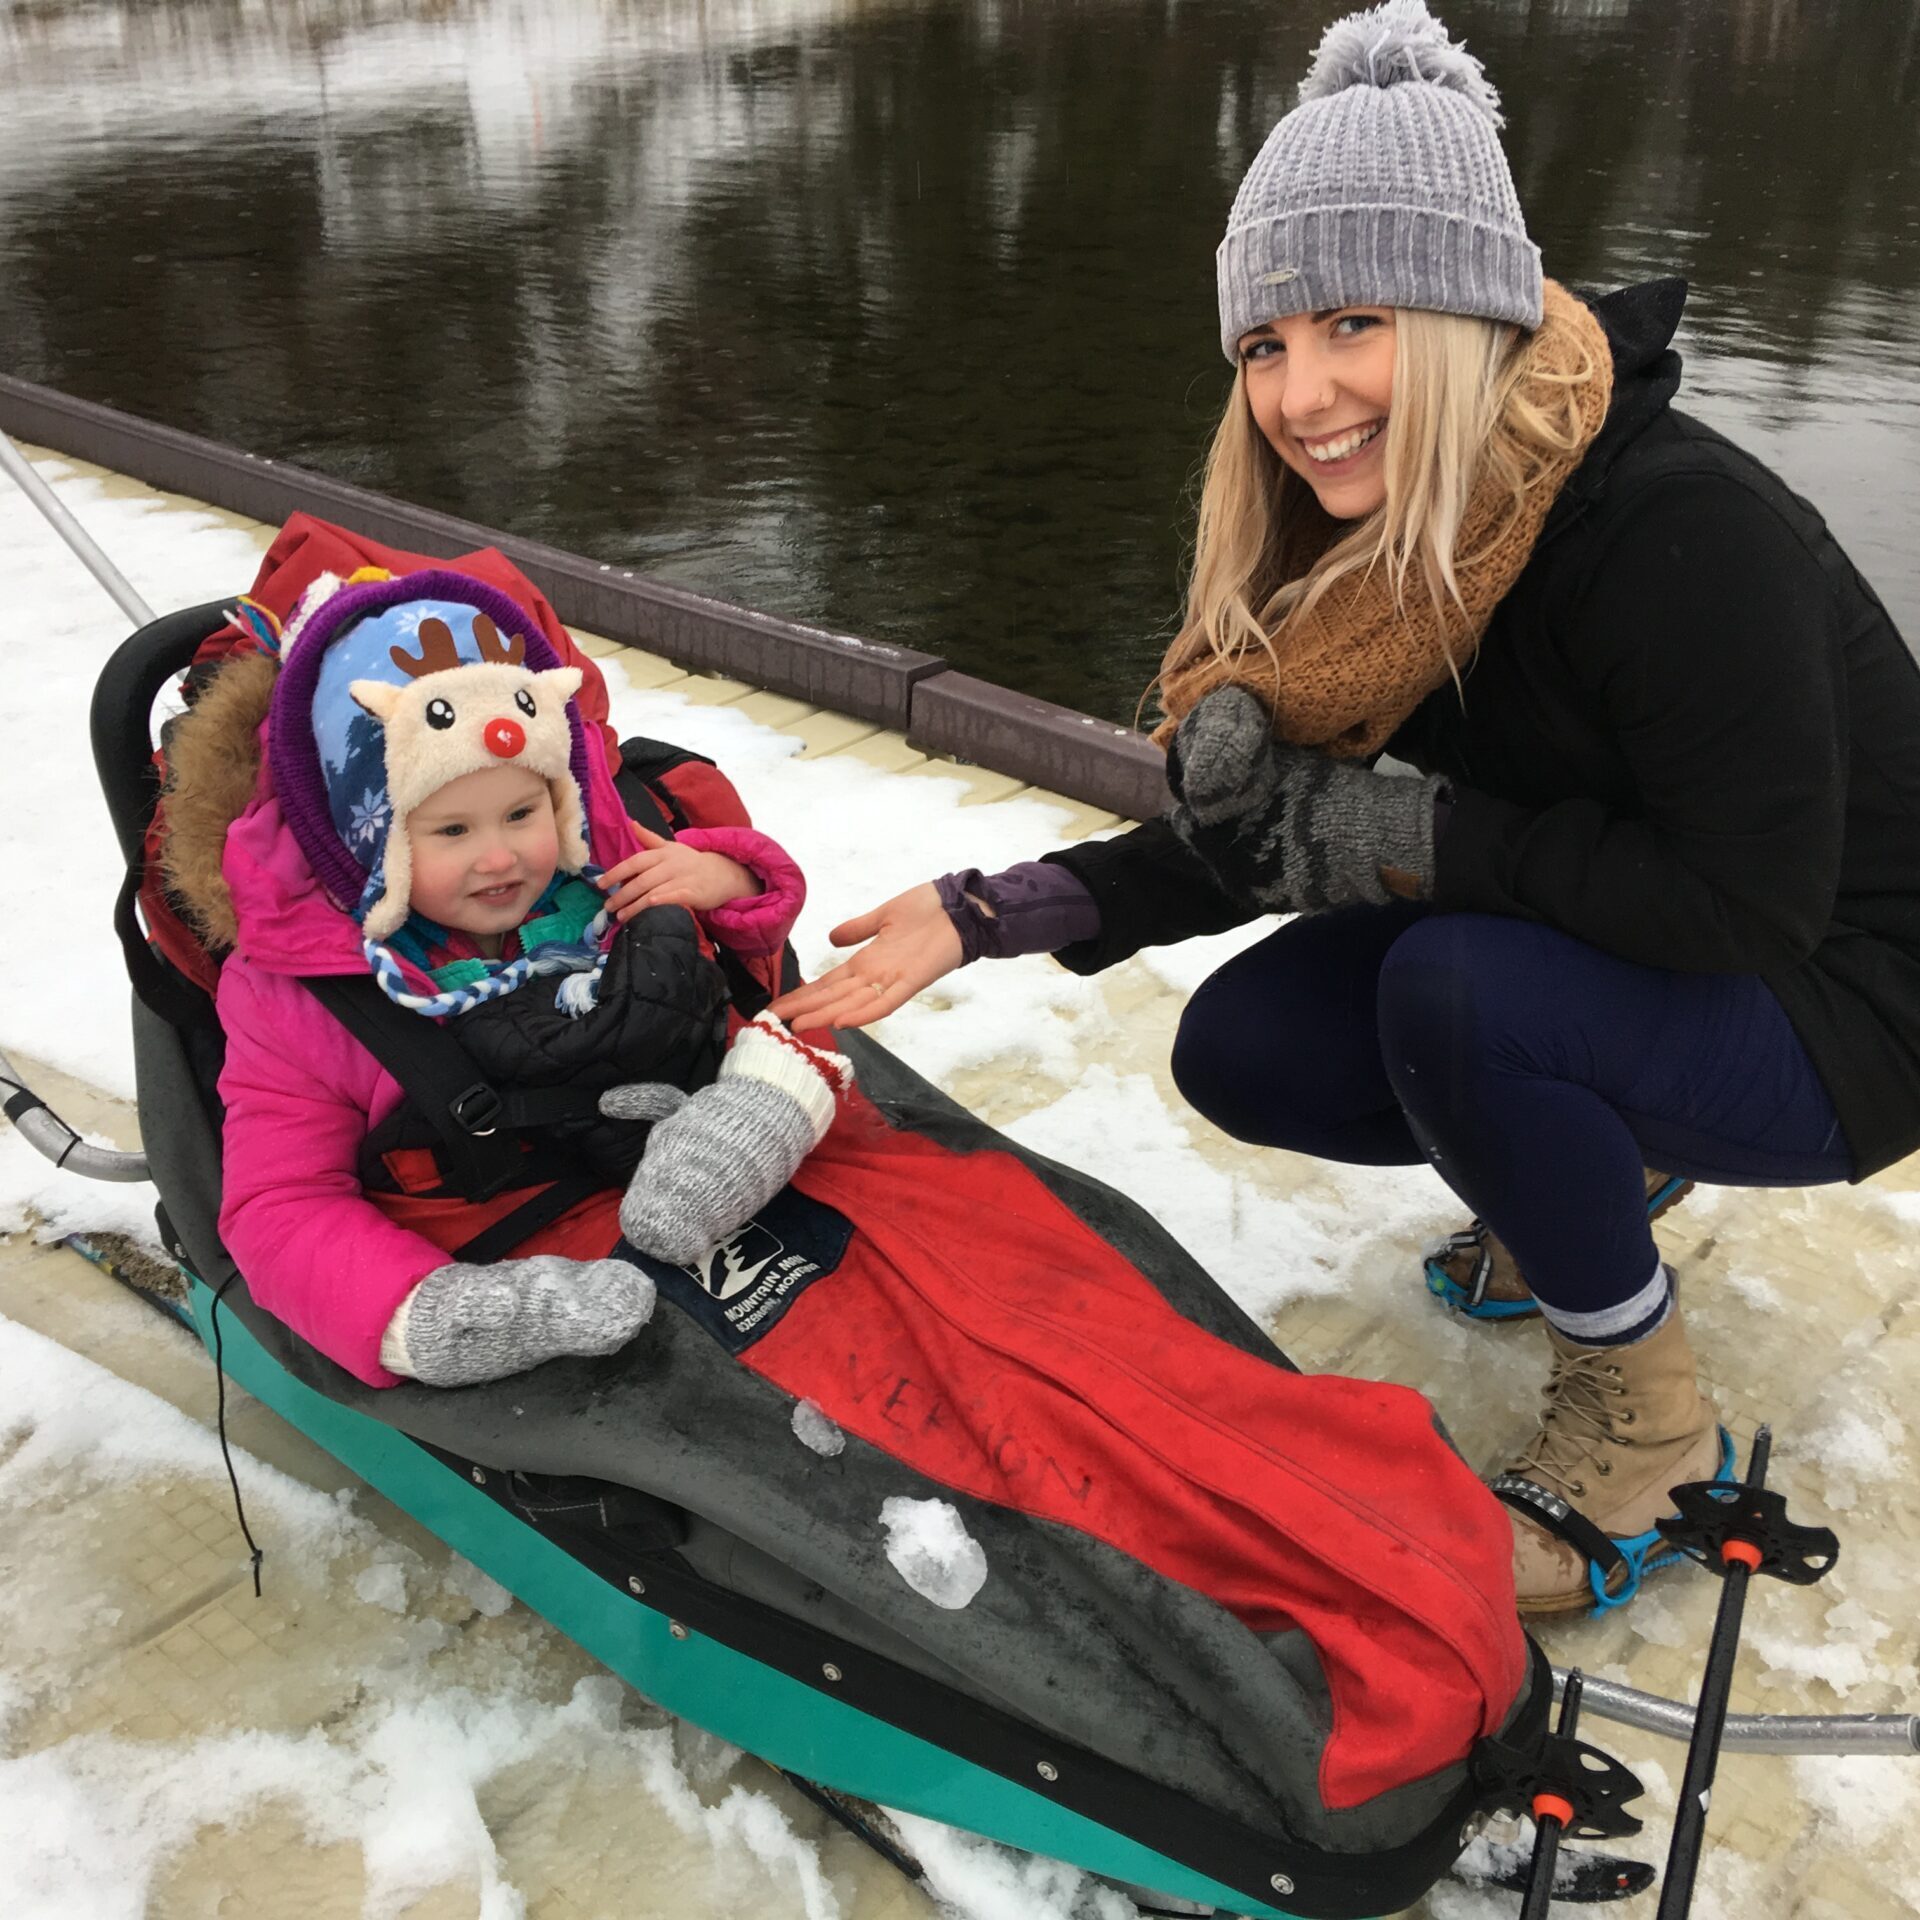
(268, 569), (598, 913)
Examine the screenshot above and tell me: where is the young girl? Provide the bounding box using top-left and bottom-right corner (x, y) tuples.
(775, 0), (1920, 1616)
(205, 566), (846, 1390)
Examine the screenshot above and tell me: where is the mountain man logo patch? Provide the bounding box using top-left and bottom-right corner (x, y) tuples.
(623, 1185), (854, 1352)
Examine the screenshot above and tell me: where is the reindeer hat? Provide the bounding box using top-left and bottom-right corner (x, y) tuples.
(269, 569), (598, 942)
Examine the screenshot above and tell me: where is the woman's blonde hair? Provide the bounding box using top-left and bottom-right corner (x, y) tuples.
(1153, 307), (1600, 726)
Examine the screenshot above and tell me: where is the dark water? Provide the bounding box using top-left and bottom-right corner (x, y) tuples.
(3, 0), (1917, 720)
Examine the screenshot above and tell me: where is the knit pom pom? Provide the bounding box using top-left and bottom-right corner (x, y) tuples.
(1298, 0), (1504, 126)
(281, 571), (347, 655)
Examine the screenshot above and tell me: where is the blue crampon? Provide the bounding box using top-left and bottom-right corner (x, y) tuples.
(1424, 1174), (1693, 1322)
(1588, 1425), (1739, 1611)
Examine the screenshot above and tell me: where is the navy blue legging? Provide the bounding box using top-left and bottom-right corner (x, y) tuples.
(1170, 905), (1852, 1325)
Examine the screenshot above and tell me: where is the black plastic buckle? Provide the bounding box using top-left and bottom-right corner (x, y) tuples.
(451, 1082), (504, 1136)
(1657, 1481), (1839, 1586)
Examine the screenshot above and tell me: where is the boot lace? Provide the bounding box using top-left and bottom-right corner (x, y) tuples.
(1512, 1346), (1627, 1501)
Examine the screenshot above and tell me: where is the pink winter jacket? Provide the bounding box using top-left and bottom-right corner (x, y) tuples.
(216, 743), (803, 1389)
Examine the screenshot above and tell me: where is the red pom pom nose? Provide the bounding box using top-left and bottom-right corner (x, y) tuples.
(483, 717), (526, 758)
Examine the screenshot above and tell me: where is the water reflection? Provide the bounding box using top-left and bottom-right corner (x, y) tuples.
(2, 0), (1915, 717)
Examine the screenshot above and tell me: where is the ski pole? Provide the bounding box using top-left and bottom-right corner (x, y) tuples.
(1653, 1426), (1838, 1918)
(1656, 1427), (1772, 1919)
(1519, 1669), (1585, 1920)
(0, 425), (155, 627)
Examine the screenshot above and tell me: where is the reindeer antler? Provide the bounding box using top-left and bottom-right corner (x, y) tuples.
(472, 614), (526, 666)
(389, 616), (464, 679)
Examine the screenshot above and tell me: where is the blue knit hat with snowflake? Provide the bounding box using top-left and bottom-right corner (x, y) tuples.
(1216, 0), (1541, 361)
(268, 568), (612, 1019)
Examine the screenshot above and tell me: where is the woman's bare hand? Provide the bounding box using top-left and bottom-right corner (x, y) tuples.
(769, 882), (963, 1033)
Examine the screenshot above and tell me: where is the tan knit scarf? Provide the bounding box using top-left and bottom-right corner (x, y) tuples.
(1154, 281), (1613, 759)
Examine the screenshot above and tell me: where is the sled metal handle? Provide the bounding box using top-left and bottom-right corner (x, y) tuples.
(0, 1049), (151, 1184)
(0, 426), (156, 628)
(1553, 1667), (1919, 1757)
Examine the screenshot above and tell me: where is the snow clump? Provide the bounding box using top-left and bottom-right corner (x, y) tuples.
(790, 1399), (846, 1457)
(879, 1497), (988, 1610)
(353, 1562), (409, 1613)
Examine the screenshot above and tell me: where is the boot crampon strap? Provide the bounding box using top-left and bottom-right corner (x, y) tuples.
(1426, 1173), (1692, 1322)
(1493, 1329), (1736, 1613)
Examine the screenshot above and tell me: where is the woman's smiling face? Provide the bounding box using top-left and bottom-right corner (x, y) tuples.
(1236, 307), (1397, 519)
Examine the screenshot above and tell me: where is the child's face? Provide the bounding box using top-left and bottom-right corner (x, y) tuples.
(406, 765), (560, 942)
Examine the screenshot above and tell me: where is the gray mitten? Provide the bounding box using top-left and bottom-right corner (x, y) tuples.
(1167, 685), (1446, 911)
(395, 1255), (655, 1388)
(600, 1012), (852, 1265)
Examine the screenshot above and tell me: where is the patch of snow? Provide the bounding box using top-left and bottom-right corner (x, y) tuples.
(1134, 915), (1279, 998)
(624, 1709), (840, 1920)
(791, 1398), (845, 1457)
(885, 1809), (1136, 1920)
(1001, 1067), (1452, 1325)
(0, 1723), (361, 1920)
(443, 1555), (516, 1620)
(879, 1496), (989, 1610)
(1793, 1753), (1920, 1850)
(353, 1562), (409, 1614)
(0, 459), (269, 1101)
(0, 1312), (361, 1560)
(1721, 1268), (1786, 1311)
(1621, 1584), (1698, 1651)
(0, 1131), (160, 1253)
(1748, 1620), (1883, 1694)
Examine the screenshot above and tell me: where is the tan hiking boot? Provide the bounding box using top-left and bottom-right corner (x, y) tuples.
(1492, 1303), (1729, 1616)
(1424, 1169), (1693, 1322)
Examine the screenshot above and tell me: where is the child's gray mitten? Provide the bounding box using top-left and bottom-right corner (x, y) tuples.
(599, 1012), (852, 1266)
(1167, 685), (1446, 911)
(394, 1255), (655, 1388)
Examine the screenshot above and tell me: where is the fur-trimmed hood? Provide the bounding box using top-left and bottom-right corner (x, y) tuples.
(159, 646), (279, 954)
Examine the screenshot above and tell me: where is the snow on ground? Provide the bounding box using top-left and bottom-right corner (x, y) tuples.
(2, 467), (265, 1100)
(4, 455), (1919, 1918)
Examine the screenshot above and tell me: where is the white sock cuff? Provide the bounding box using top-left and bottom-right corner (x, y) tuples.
(1539, 1260), (1672, 1346)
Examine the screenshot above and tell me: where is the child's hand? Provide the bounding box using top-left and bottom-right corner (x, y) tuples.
(598, 824), (763, 923)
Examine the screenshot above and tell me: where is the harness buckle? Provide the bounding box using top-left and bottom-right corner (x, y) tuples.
(451, 1082), (504, 1137)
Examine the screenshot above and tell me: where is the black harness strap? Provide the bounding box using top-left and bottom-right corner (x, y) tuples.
(613, 743), (689, 836)
(303, 974), (555, 1199)
(451, 1171), (611, 1265)
(303, 974), (619, 1263)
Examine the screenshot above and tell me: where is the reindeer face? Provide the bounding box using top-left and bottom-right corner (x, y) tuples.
(343, 611), (589, 938)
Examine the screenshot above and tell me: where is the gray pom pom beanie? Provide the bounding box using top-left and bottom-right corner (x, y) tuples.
(1216, 0), (1542, 361)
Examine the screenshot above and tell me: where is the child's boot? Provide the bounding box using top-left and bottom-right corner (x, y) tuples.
(1491, 1298), (1732, 1616)
(1425, 1169), (1693, 1321)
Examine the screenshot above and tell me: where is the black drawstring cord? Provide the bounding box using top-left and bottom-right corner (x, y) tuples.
(209, 1273), (264, 1597)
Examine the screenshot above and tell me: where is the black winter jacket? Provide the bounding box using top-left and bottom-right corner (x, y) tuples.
(353, 903), (730, 1197)
(1048, 282), (1920, 1179)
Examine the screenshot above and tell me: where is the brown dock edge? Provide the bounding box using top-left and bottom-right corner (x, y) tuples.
(1, 375), (1171, 822)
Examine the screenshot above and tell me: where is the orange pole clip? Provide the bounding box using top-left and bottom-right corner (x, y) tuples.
(1532, 1792), (1576, 1829)
(1720, 1538), (1764, 1571)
